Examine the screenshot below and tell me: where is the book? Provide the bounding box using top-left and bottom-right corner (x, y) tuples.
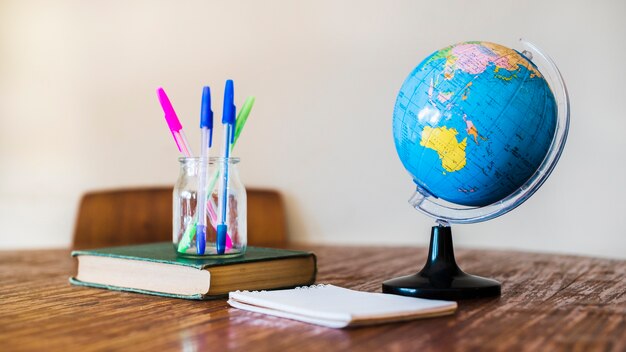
(228, 284), (457, 328)
(70, 242), (317, 300)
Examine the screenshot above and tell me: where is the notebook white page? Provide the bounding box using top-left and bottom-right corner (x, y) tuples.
(228, 284), (457, 328)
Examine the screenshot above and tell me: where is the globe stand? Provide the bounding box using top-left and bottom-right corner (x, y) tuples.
(382, 225), (501, 300)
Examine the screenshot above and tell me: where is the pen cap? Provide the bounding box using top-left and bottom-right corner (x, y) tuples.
(222, 80), (236, 128)
(233, 96), (255, 146)
(201, 86), (214, 147)
(157, 87), (182, 131)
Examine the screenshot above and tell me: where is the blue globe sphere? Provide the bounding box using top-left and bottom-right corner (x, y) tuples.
(393, 42), (557, 207)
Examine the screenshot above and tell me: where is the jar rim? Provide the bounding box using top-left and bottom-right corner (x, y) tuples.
(178, 156), (240, 164)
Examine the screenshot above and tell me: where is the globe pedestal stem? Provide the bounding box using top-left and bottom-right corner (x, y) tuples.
(382, 226), (501, 300)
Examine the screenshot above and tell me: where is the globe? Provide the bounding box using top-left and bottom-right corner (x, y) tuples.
(382, 39), (569, 300)
(393, 41), (557, 207)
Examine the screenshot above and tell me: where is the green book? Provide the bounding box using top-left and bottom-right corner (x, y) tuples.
(70, 242), (317, 300)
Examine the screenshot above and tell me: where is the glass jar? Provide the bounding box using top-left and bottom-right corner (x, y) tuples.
(173, 157), (247, 257)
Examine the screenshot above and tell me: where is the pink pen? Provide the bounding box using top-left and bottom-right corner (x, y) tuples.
(157, 87), (194, 157)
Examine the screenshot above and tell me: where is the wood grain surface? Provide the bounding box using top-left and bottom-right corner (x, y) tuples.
(0, 246), (624, 351)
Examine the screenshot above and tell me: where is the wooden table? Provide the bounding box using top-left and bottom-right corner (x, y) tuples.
(1, 246), (624, 351)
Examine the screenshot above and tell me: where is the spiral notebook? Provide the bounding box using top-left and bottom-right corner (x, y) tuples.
(228, 284), (457, 328)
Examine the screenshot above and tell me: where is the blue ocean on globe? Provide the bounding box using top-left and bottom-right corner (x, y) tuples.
(393, 42), (557, 207)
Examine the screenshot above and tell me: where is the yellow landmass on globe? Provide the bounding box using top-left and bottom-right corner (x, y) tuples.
(420, 126), (467, 172)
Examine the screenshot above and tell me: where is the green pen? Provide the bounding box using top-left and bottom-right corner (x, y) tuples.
(232, 96), (256, 150)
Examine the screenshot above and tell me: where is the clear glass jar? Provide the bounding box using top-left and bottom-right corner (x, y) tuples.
(173, 157), (247, 257)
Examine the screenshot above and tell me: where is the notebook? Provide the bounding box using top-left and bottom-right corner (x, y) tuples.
(228, 284), (457, 328)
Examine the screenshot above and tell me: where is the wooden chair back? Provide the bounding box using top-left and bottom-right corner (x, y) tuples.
(73, 187), (287, 249)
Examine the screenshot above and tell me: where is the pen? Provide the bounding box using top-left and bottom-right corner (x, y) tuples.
(216, 79), (236, 254)
(232, 96), (255, 150)
(157, 87), (194, 157)
(195, 86), (213, 255)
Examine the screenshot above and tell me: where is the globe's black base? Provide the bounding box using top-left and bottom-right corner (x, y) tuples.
(382, 226), (501, 300)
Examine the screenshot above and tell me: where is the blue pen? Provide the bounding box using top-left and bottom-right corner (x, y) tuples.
(216, 80), (236, 254)
(195, 86), (214, 255)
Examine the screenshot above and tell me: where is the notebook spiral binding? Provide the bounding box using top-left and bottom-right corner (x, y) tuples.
(295, 284), (328, 290)
(234, 284), (328, 294)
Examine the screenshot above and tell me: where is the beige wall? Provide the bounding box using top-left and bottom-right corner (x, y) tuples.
(1, 0), (625, 258)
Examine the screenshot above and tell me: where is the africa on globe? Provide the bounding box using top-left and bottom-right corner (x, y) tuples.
(392, 41), (557, 207)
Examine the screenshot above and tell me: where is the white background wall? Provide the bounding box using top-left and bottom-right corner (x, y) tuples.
(1, 0), (625, 259)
